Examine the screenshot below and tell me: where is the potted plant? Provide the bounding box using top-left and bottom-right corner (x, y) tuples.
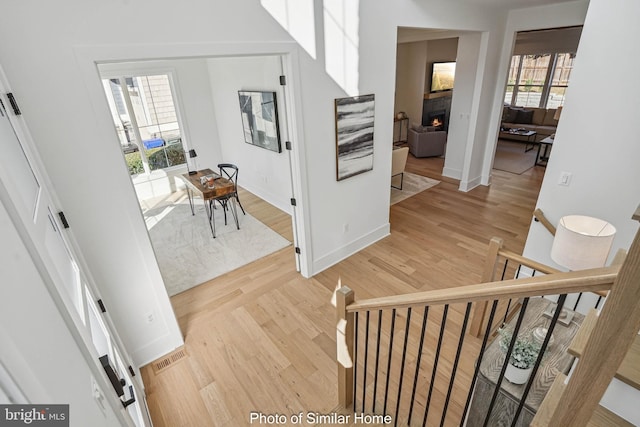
(498, 328), (542, 385)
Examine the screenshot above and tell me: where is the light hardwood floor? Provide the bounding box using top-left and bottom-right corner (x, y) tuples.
(140, 155), (545, 426)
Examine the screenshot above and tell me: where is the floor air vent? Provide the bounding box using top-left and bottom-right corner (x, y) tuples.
(152, 347), (188, 374)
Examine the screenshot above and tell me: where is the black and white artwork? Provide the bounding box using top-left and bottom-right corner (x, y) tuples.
(335, 94), (375, 181)
(238, 91), (282, 153)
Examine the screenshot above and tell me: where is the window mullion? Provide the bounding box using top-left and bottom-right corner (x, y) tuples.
(540, 54), (557, 108)
(512, 55), (524, 105)
(118, 77), (151, 175)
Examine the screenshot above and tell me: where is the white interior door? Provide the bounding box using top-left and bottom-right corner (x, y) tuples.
(0, 66), (151, 426)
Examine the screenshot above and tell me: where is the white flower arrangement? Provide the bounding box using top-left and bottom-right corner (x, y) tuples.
(498, 328), (542, 369)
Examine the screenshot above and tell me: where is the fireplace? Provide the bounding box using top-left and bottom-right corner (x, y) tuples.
(427, 110), (446, 131)
(422, 95), (451, 132)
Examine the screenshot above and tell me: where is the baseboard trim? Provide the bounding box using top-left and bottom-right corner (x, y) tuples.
(442, 167), (461, 180)
(311, 223), (390, 275)
(133, 333), (185, 368)
(459, 175), (483, 192)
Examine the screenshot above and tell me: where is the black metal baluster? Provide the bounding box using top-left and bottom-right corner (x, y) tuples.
(362, 311), (370, 413)
(372, 310), (383, 413)
(460, 300), (500, 427)
(573, 292), (583, 311)
(354, 312), (358, 412)
(510, 295), (568, 427)
(383, 309), (397, 417)
(515, 264), (523, 279)
(422, 305), (449, 427)
(500, 259), (509, 280)
(440, 303), (472, 427)
(503, 298), (512, 326)
(482, 298), (530, 427)
(408, 307), (429, 425)
(595, 295), (603, 309)
(394, 308), (412, 427)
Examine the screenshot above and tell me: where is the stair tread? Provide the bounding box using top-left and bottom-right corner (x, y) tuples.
(568, 309), (640, 390)
(532, 374), (634, 427)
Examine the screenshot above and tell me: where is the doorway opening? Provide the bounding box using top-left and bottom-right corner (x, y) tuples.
(493, 26), (582, 176)
(97, 55), (300, 298)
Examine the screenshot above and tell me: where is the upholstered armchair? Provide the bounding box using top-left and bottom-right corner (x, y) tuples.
(391, 146), (409, 190)
(408, 125), (447, 158)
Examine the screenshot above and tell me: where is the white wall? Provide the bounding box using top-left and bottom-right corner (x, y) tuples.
(395, 41), (428, 125)
(444, 32), (483, 182)
(0, 201), (125, 426)
(207, 56), (292, 213)
(520, 0), (638, 264)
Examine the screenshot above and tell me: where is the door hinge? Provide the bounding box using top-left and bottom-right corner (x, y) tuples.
(7, 93), (21, 115)
(128, 365), (136, 377)
(290, 198), (297, 206)
(295, 247), (301, 254)
(58, 211), (70, 229)
(285, 141), (292, 150)
(97, 299), (107, 313)
(279, 75), (286, 86)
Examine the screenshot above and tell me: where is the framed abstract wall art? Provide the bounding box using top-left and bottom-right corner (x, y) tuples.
(334, 94), (375, 181)
(238, 90), (282, 153)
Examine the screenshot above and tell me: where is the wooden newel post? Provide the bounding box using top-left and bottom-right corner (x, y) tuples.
(336, 286), (355, 408)
(469, 237), (504, 337)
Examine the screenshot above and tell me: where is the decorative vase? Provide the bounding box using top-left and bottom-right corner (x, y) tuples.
(504, 363), (533, 385)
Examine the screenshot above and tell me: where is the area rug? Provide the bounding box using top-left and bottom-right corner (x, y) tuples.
(391, 172), (440, 205)
(146, 201), (291, 296)
(493, 139), (538, 174)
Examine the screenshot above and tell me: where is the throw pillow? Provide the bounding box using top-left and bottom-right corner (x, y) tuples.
(516, 109), (534, 124)
(503, 107), (520, 123)
(502, 106), (509, 121)
(532, 108), (546, 125)
(542, 109), (559, 126)
(411, 123), (424, 132)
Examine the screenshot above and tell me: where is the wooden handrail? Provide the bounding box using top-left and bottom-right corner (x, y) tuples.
(346, 265), (619, 313)
(533, 208), (556, 236)
(497, 248), (561, 275)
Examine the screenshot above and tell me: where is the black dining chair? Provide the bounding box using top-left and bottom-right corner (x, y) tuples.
(215, 163), (246, 225)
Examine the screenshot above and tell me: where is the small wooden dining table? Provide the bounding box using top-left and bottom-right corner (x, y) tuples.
(179, 168), (240, 238)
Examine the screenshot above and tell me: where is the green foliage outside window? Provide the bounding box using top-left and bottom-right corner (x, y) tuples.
(124, 145), (186, 175)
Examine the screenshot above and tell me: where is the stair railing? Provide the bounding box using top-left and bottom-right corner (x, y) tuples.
(468, 236), (561, 338)
(336, 263), (619, 426)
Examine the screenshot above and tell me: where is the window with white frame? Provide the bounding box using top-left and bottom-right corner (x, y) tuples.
(102, 74), (186, 175)
(504, 53), (575, 109)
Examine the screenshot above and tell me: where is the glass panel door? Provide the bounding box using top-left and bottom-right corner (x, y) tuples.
(102, 74), (186, 175)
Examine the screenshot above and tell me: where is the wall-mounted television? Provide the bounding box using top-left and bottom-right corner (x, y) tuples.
(430, 61), (456, 93)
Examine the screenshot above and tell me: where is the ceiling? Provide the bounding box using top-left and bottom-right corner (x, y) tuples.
(398, 0), (583, 43)
(446, 0), (578, 8)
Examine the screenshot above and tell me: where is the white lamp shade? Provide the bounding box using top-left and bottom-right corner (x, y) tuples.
(551, 215), (616, 270)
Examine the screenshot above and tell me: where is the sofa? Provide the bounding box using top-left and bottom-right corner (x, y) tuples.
(407, 124), (447, 158)
(501, 106), (559, 140)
